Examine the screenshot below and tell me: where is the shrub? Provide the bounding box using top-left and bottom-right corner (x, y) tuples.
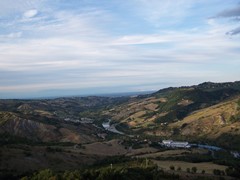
(169, 165), (175, 170)
(191, 167), (197, 173)
(213, 169), (221, 175)
(23, 151), (32, 157)
(225, 167), (240, 177)
(45, 146), (62, 153)
(31, 169), (55, 180)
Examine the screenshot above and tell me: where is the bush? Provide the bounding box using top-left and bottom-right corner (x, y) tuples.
(23, 151), (32, 157)
(169, 165), (175, 170)
(21, 164), (180, 180)
(225, 167), (240, 177)
(24, 169), (56, 180)
(191, 167), (197, 173)
(45, 146), (62, 153)
(63, 170), (83, 180)
(213, 169), (221, 175)
(213, 169), (225, 176)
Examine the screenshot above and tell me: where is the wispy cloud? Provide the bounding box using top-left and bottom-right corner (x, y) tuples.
(227, 26), (240, 35)
(214, 3), (240, 35)
(128, 0), (195, 26)
(215, 5), (240, 18)
(0, 0), (240, 98)
(0, 0), (44, 16)
(23, 9), (38, 18)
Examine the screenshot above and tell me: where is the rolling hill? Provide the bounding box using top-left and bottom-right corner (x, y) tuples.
(0, 96), (130, 144)
(1, 81), (240, 179)
(108, 81), (240, 149)
(1, 81), (240, 147)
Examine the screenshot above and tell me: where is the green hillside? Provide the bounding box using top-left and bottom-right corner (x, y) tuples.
(108, 81), (240, 150)
(1, 81), (240, 179)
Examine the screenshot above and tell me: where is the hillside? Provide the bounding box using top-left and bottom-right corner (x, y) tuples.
(0, 112), (101, 144)
(1, 81), (240, 179)
(107, 81), (240, 149)
(0, 96), (130, 144)
(1, 81), (240, 146)
(168, 97), (240, 149)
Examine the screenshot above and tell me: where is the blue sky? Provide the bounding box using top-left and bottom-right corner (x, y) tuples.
(0, 0), (240, 98)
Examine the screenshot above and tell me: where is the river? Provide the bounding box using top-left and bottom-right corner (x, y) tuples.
(102, 119), (124, 135)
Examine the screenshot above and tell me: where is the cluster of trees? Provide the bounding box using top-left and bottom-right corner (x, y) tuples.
(21, 166), (179, 180)
(169, 165), (240, 178)
(212, 167), (240, 178)
(229, 99), (240, 122)
(171, 166), (198, 174)
(213, 169), (225, 176)
(45, 146), (62, 153)
(225, 167), (240, 177)
(157, 153), (213, 163)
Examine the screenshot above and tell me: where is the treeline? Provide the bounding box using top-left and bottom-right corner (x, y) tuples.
(20, 166), (179, 180)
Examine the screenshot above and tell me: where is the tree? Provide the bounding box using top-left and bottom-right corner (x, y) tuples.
(63, 170), (83, 180)
(225, 167), (240, 177)
(31, 169), (55, 180)
(177, 167), (181, 171)
(213, 169), (221, 175)
(221, 170), (225, 176)
(201, 170), (205, 174)
(169, 165), (175, 170)
(186, 168), (190, 173)
(191, 167), (197, 173)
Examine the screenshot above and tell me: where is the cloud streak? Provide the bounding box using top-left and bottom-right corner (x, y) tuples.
(215, 3), (240, 35)
(0, 0), (240, 98)
(216, 6), (240, 18)
(23, 9), (38, 18)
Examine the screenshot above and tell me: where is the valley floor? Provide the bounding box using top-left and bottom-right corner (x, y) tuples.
(1, 138), (240, 179)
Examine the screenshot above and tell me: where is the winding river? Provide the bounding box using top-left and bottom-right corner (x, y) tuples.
(102, 119), (124, 135)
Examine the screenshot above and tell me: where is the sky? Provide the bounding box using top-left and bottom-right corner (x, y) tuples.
(0, 0), (240, 98)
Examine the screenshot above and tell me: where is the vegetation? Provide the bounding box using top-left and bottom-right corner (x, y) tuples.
(0, 133), (35, 145)
(225, 166), (240, 177)
(0, 81), (240, 179)
(169, 165), (175, 170)
(212, 169), (225, 176)
(154, 87), (240, 123)
(20, 163), (180, 180)
(156, 152), (214, 163)
(191, 166), (197, 173)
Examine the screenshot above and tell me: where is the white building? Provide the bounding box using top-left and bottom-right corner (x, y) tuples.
(162, 140), (173, 145)
(162, 140), (191, 148)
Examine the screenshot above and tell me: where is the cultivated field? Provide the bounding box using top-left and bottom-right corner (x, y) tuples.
(153, 160), (228, 175)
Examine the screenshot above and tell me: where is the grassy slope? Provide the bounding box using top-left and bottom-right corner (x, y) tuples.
(0, 111), (101, 144)
(0, 96), (132, 144)
(109, 82), (240, 150)
(170, 97), (240, 135)
(1, 81), (240, 179)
